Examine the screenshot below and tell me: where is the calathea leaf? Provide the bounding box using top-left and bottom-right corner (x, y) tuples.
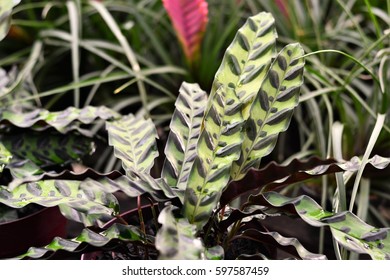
(156, 205), (204, 260)
(0, 142), (12, 172)
(231, 43), (305, 180)
(1, 131), (94, 168)
(0, 179), (119, 216)
(210, 12), (277, 118)
(161, 82), (207, 198)
(106, 114), (158, 179)
(234, 229), (327, 260)
(0, 106), (120, 136)
(221, 155), (390, 207)
(12, 223), (150, 259)
(183, 85), (244, 229)
(248, 192), (390, 260)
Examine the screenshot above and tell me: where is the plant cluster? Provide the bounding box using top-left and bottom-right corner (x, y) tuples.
(0, 0), (390, 260)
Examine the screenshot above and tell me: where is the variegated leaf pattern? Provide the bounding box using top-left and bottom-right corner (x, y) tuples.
(0, 179), (119, 216)
(162, 82), (207, 197)
(87, 174), (176, 201)
(210, 12), (277, 118)
(1, 131), (93, 168)
(248, 192), (390, 260)
(156, 205), (204, 260)
(231, 43), (305, 180)
(106, 114), (158, 179)
(0, 106), (120, 135)
(221, 155), (390, 207)
(0, 142), (12, 172)
(235, 229), (327, 260)
(11, 223), (150, 260)
(183, 85), (244, 229)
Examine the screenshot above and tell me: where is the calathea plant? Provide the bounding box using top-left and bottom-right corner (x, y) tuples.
(2, 11), (390, 260)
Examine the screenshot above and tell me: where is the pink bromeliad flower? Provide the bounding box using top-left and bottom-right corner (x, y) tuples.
(162, 0), (208, 66)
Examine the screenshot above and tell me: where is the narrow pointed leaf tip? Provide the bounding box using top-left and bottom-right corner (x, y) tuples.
(162, 0), (208, 64)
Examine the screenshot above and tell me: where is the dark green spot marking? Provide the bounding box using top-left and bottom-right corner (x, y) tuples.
(277, 56), (287, 71)
(269, 70), (280, 89)
(228, 54), (241, 75)
(237, 32), (250, 51)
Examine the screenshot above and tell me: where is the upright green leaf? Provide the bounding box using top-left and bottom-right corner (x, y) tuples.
(183, 85), (244, 229)
(210, 12), (277, 118)
(231, 43), (305, 180)
(156, 205), (204, 260)
(162, 82), (207, 196)
(106, 114), (158, 179)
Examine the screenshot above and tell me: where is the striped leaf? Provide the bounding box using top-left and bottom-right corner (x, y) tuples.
(0, 106), (120, 136)
(236, 229), (327, 260)
(248, 192), (390, 260)
(1, 131), (93, 169)
(156, 205), (204, 260)
(161, 82), (207, 198)
(12, 223), (149, 259)
(222, 155), (390, 207)
(0, 179), (119, 216)
(183, 85), (244, 229)
(210, 12), (277, 118)
(106, 114), (158, 179)
(162, 0), (208, 64)
(231, 43), (305, 180)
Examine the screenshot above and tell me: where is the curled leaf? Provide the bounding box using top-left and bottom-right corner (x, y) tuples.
(248, 192), (390, 260)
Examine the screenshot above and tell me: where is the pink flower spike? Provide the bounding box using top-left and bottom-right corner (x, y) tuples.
(162, 0), (209, 65)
